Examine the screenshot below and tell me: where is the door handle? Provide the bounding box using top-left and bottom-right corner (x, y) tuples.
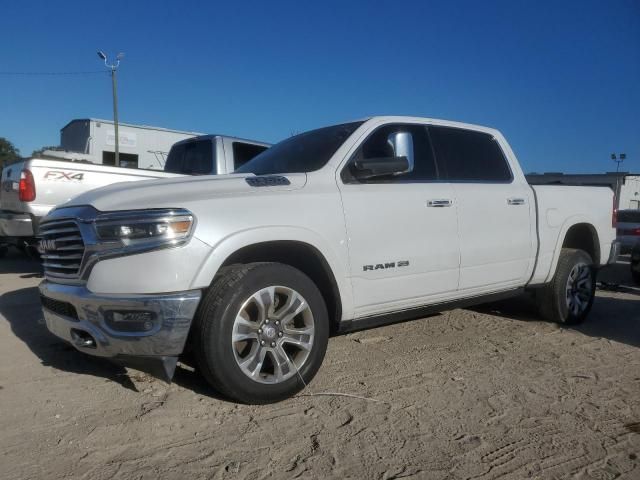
(427, 199), (453, 208)
(507, 198), (526, 206)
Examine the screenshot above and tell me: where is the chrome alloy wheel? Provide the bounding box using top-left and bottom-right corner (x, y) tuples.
(231, 286), (315, 384)
(565, 262), (593, 317)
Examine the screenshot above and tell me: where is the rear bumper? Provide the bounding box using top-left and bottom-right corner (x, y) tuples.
(38, 281), (201, 380)
(618, 235), (639, 253)
(631, 247), (640, 273)
(0, 211), (34, 237)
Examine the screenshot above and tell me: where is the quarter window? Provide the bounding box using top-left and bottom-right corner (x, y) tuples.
(429, 126), (512, 182)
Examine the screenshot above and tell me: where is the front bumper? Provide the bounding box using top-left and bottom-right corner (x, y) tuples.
(39, 281), (201, 380)
(0, 211), (34, 237)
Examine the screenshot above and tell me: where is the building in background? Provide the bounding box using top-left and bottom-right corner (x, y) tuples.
(41, 119), (202, 170)
(527, 172), (640, 210)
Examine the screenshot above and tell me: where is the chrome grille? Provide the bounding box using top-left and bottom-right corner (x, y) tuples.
(38, 218), (85, 278)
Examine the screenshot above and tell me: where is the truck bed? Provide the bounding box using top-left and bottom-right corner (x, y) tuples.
(0, 158), (181, 216)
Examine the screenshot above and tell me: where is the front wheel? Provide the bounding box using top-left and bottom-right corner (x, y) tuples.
(193, 262), (329, 404)
(536, 248), (596, 325)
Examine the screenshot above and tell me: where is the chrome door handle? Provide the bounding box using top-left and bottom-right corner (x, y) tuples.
(507, 198), (526, 205)
(427, 199), (453, 207)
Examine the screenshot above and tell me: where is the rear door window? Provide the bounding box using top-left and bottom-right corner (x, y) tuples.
(429, 126), (512, 182)
(164, 140), (214, 175)
(232, 142), (269, 170)
(164, 143), (186, 173)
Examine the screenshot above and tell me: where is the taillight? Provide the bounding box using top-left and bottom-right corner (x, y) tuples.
(632, 228), (640, 236)
(18, 169), (36, 202)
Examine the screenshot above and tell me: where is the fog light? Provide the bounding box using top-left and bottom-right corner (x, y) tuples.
(104, 310), (157, 333)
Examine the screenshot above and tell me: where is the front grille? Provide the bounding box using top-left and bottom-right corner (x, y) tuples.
(40, 295), (79, 320)
(38, 218), (85, 278)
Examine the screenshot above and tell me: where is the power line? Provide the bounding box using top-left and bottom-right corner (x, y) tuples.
(0, 70), (108, 76)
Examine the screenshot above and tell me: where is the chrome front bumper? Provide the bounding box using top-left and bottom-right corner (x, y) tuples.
(0, 211), (34, 237)
(39, 281), (201, 380)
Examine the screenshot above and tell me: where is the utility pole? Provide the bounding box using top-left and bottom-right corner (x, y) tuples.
(97, 51), (124, 167)
(611, 153), (627, 211)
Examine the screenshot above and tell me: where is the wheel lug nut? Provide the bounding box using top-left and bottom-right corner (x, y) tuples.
(257, 328), (262, 334)
(271, 342), (276, 347)
(275, 320), (279, 325)
(265, 319), (270, 324)
(260, 340), (265, 346)
(278, 332), (283, 337)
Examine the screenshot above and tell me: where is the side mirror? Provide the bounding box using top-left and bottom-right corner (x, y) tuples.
(387, 131), (414, 173)
(353, 156), (410, 179)
(352, 131), (414, 180)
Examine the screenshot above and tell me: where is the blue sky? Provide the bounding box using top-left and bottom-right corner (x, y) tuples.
(1, 0), (638, 174)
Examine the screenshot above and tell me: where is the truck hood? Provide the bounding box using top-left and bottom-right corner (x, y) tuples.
(62, 173), (307, 212)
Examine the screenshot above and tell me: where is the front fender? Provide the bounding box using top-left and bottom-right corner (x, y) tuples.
(190, 226), (355, 320)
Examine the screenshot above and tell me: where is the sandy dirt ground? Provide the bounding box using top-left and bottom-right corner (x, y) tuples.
(1, 252), (639, 480)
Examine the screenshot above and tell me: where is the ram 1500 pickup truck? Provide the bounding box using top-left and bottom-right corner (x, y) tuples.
(0, 135), (269, 254)
(38, 116), (619, 404)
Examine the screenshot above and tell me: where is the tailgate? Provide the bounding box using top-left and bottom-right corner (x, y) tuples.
(0, 161), (25, 213)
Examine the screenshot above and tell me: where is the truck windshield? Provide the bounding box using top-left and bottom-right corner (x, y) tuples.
(236, 121), (364, 175)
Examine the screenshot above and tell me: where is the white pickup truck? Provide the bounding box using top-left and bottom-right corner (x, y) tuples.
(37, 116), (618, 404)
(0, 135), (269, 254)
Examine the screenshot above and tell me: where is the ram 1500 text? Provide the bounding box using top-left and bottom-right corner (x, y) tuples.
(38, 116), (618, 403)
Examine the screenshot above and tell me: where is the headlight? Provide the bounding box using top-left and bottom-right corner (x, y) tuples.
(93, 209), (195, 249)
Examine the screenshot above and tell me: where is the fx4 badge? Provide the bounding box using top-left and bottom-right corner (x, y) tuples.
(44, 171), (84, 181)
(363, 260), (409, 272)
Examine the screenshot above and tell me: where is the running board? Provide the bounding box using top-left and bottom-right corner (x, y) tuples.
(338, 288), (524, 334)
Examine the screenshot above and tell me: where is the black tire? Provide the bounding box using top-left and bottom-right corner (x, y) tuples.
(536, 248), (596, 325)
(0, 245), (7, 258)
(632, 270), (640, 286)
(192, 262), (329, 404)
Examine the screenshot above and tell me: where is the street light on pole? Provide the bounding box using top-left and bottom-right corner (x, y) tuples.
(97, 51), (124, 167)
(611, 153), (626, 173)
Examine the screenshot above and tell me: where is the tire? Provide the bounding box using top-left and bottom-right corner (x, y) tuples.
(536, 248), (596, 325)
(632, 270), (640, 286)
(192, 262), (329, 404)
(0, 245), (7, 258)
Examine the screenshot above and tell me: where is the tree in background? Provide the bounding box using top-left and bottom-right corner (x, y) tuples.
(0, 138), (21, 168)
(31, 145), (59, 157)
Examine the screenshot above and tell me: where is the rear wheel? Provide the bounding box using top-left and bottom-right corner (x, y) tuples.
(536, 248), (595, 325)
(193, 262), (329, 404)
(632, 270), (640, 285)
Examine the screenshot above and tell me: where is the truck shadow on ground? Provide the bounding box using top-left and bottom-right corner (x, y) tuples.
(0, 284), (233, 399)
(170, 362), (231, 401)
(0, 286), (138, 391)
(0, 251), (43, 277)
(473, 289), (640, 349)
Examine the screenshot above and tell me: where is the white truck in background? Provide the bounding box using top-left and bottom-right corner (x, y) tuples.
(37, 116), (619, 404)
(0, 135), (269, 255)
